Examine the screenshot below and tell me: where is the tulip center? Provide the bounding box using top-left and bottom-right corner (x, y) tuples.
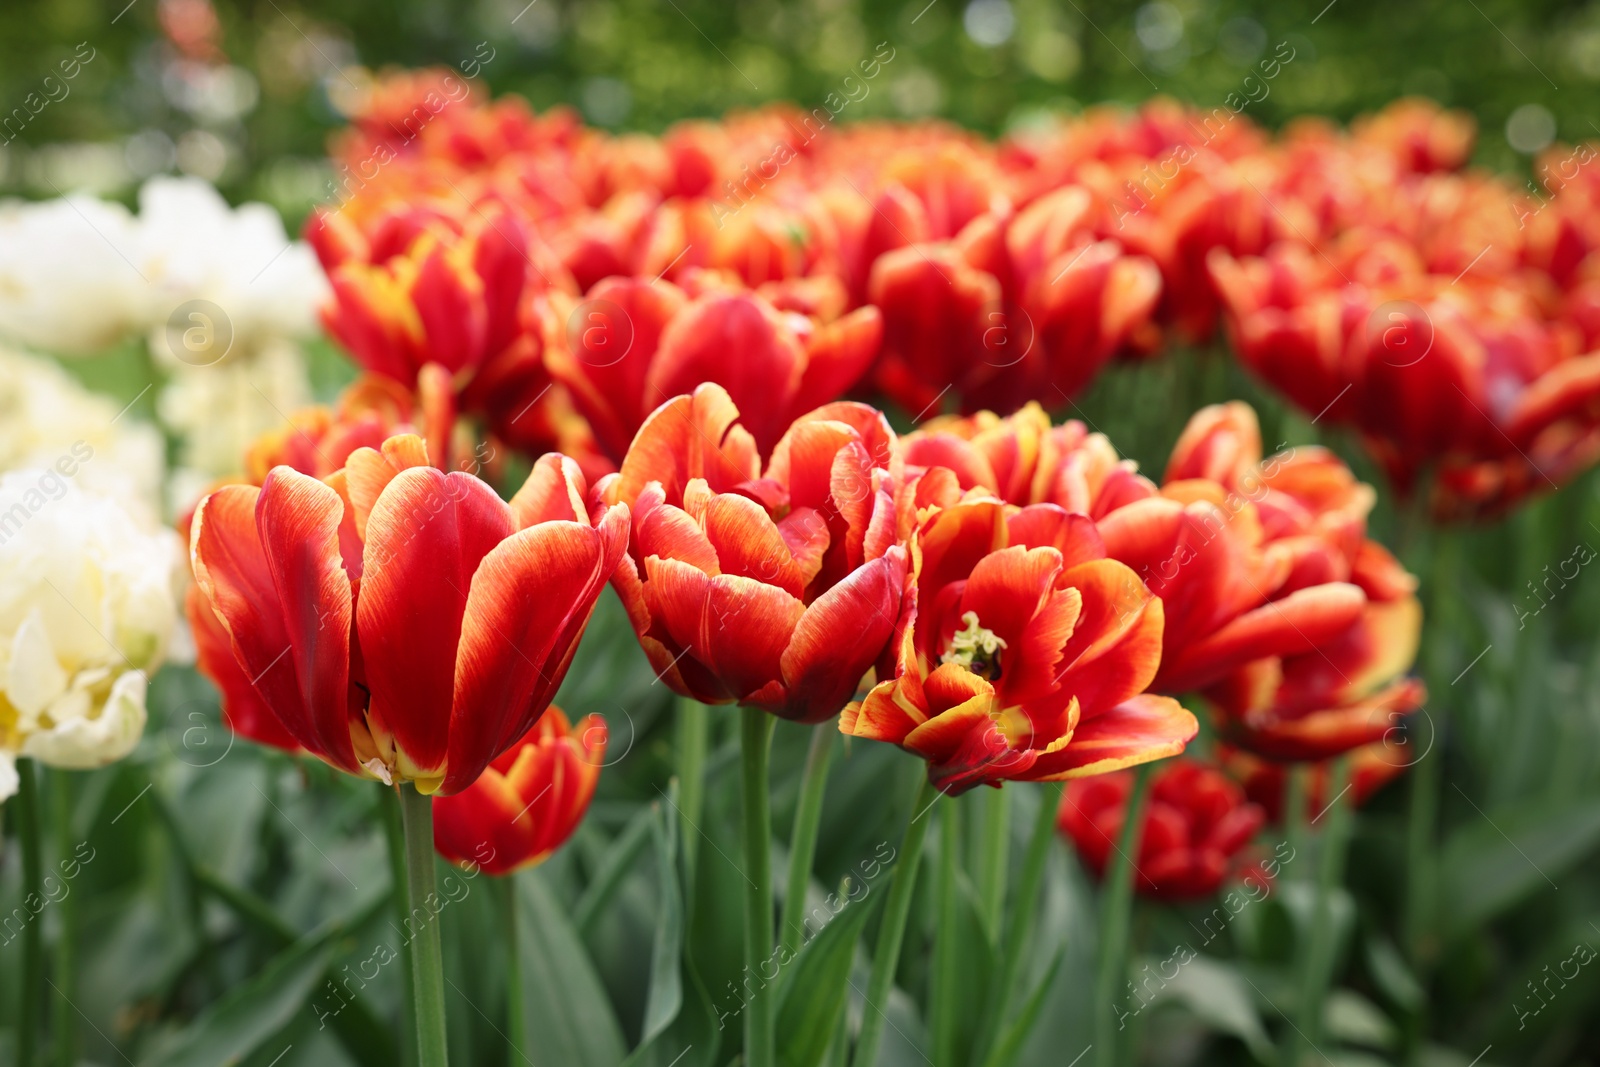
(942, 611), (1007, 680)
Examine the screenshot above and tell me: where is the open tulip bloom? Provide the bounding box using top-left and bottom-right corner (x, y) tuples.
(190, 437), (626, 793)
(189, 432), (625, 1065)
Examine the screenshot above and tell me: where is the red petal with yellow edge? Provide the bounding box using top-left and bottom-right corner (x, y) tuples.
(185, 585), (301, 754)
(958, 545), (1073, 692)
(1022, 695), (1197, 780)
(432, 760), (527, 874)
(411, 241), (486, 373)
(701, 574), (806, 699)
(253, 468), (362, 772)
(697, 492), (805, 597)
(612, 384), (761, 507)
(359, 468), (514, 787)
(647, 294), (805, 454)
(773, 548), (906, 723)
(1159, 582), (1366, 694)
(190, 486), (332, 761)
(509, 454), (588, 529)
(1052, 559), (1166, 718)
(1164, 401), (1262, 487)
(841, 679), (923, 745)
(1007, 506), (1105, 569)
(636, 501), (721, 575)
(443, 505), (629, 794)
(791, 305), (883, 416)
(345, 433), (432, 539)
(1222, 678), (1424, 761)
(546, 277), (687, 461)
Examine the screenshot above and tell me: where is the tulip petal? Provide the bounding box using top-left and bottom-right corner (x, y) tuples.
(359, 468), (514, 789)
(774, 549), (906, 723)
(252, 469), (361, 771)
(445, 505), (629, 794)
(1024, 694), (1197, 780)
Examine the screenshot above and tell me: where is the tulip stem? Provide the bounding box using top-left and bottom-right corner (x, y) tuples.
(850, 773), (937, 1067)
(973, 782), (1061, 1066)
(1283, 766), (1310, 883)
(1094, 763), (1153, 1067)
(398, 784), (450, 1067)
(15, 759), (42, 1067)
(739, 707), (777, 1067)
(380, 787), (419, 1067)
(676, 698), (709, 913)
(1289, 757), (1354, 1067)
(780, 727), (835, 957)
(51, 770), (76, 1067)
(931, 800), (962, 1067)
(502, 876), (528, 1058)
(975, 787), (1009, 941)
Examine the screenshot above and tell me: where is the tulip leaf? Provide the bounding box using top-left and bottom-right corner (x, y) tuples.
(773, 886), (883, 1067)
(1145, 954), (1274, 1063)
(514, 868), (629, 1067)
(979, 942), (1065, 1067)
(641, 799), (686, 1045)
(1437, 797), (1600, 939)
(144, 930), (335, 1067)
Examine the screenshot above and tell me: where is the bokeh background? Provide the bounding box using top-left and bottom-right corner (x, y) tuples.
(3, 2), (1600, 1067)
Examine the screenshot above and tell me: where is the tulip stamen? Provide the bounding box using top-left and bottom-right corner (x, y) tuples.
(942, 611), (1007, 681)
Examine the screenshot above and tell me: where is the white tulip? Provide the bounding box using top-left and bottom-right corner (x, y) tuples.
(0, 469), (181, 796)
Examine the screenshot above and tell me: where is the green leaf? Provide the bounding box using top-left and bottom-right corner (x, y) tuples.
(774, 888), (882, 1067)
(145, 932), (335, 1067)
(1149, 954), (1274, 1064)
(641, 801), (685, 1045)
(515, 868), (629, 1067)
(980, 944), (1065, 1067)
(1323, 990), (1398, 1051)
(1438, 797), (1600, 939)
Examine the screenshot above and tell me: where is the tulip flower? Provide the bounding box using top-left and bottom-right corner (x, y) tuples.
(190, 435), (628, 794)
(433, 707), (605, 875)
(1127, 402), (1426, 760)
(1057, 757), (1267, 901)
(319, 207), (533, 385)
(545, 273), (881, 461)
(902, 402), (1154, 517)
(1215, 740), (1410, 824)
(840, 494), (1197, 794)
(182, 374), (456, 754)
(598, 383), (905, 723)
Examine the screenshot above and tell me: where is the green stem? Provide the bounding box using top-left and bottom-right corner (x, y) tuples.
(740, 708), (777, 1067)
(50, 771), (75, 1067)
(398, 785), (450, 1067)
(931, 801), (962, 1067)
(574, 809), (654, 936)
(780, 727), (835, 957)
(16, 759), (42, 1067)
(1095, 764), (1153, 1067)
(973, 783), (1060, 1065)
(676, 698), (709, 914)
(1283, 765), (1310, 882)
(850, 774), (937, 1067)
(1404, 739), (1440, 964)
(380, 787), (419, 1067)
(1290, 757), (1354, 1067)
(503, 877), (527, 1059)
(975, 788), (1010, 942)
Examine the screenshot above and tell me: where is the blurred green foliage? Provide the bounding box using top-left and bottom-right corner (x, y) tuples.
(0, 0), (1593, 220)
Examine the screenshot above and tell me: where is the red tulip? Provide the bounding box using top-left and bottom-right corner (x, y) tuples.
(1215, 740), (1410, 824)
(190, 438), (628, 793)
(182, 374), (455, 754)
(1057, 757), (1266, 901)
(433, 707), (605, 875)
(598, 383), (906, 723)
(545, 273), (881, 461)
(902, 402), (1155, 517)
(840, 495), (1196, 794)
